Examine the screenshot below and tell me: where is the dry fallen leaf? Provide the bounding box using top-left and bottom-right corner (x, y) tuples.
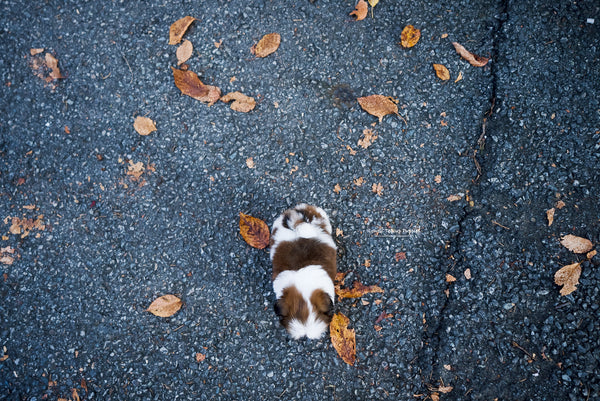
(5, 216), (45, 238)
(443, 364), (452, 371)
(357, 128), (378, 149)
(446, 274), (456, 283)
(560, 234), (594, 254)
(368, 0), (379, 7)
(353, 177), (364, 186)
(239, 212), (270, 249)
(556, 200), (566, 209)
(454, 71), (463, 83)
(30, 48), (44, 56)
(452, 42), (489, 67)
(336, 280), (384, 299)
(357, 95), (399, 122)
(133, 116), (157, 136)
(45, 53), (64, 81)
(400, 25), (421, 48)
(546, 208), (555, 226)
(586, 249), (596, 259)
(220, 91), (256, 113)
(176, 40), (194, 66)
(437, 386), (453, 394)
(433, 63), (450, 80)
(147, 294), (183, 317)
(434, 175), (442, 183)
(350, 0), (368, 21)
(330, 312), (356, 365)
(333, 184), (342, 194)
(251, 33), (281, 58)
(172, 68), (221, 106)
(245, 157), (256, 169)
(447, 194), (462, 202)
(371, 182), (383, 196)
(126, 161), (145, 180)
(395, 252), (406, 261)
(554, 262), (581, 296)
(464, 268), (472, 280)
(196, 352), (206, 362)
(72, 388), (80, 401)
(169, 16), (196, 45)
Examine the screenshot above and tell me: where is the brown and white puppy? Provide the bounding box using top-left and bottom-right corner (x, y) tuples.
(270, 204), (337, 340)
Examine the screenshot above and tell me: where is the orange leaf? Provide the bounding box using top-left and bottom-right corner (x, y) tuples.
(169, 16), (196, 45)
(251, 33), (280, 58)
(357, 128), (378, 149)
(560, 234), (594, 254)
(357, 95), (399, 122)
(445, 274), (456, 283)
(546, 208), (555, 226)
(433, 63), (450, 80)
(330, 312), (356, 365)
(336, 280), (384, 299)
(147, 294), (183, 317)
(350, 0), (368, 21)
(220, 91), (256, 112)
(30, 48), (44, 56)
(176, 40), (194, 66)
(44, 53), (64, 81)
(554, 262), (581, 296)
(196, 352), (206, 362)
(452, 42), (489, 67)
(239, 212), (270, 249)
(133, 116), (157, 136)
(400, 25), (420, 48)
(172, 68), (221, 106)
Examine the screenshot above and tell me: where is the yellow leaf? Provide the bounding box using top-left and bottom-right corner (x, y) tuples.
(400, 25), (420, 48)
(433, 63), (450, 80)
(330, 312), (356, 365)
(251, 33), (281, 58)
(368, 0), (379, 6)
(147, 294), (183, 317)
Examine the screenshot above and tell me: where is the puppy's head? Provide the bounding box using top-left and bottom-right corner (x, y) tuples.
(274, 286), (334, 340)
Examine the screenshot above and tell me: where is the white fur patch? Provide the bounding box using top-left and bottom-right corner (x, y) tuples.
(273, 265), (335, 340)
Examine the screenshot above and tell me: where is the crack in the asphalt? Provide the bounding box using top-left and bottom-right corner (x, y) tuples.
(415, 0), (510, 392)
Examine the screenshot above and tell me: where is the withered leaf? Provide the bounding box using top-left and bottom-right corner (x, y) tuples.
(433, 63), (450, 80)
(554, 262), (581, 296)
(560, 234), (594, 254)
(176, 40), (194, 66)
(196, 352), (206, 362)
(357, 95), (399, 122)
(452, 42), (489, 67)
(251, 33), (280, 58)
(45, 53), (64, 81)
(330, 312), (356, 365)
(350, 0), (368, 21)
(5, 216), (45, 238)
(126, 161), (145, 180)
(357, 128), (378, 149)
(437, 386), (453, 394)
(336, 280), (384, 299)
(464, 268), (472, 280)
(220, 91), (256, 113)
(169, 16), (196, 45)
(445, 274), (456, 283)
(239, 212), (270, 249)
(556, 200), (566, 209)
(368, 0), (379, 7)
(172, 68), (221, 106)
(245, 157), (256, 169)
(30, 48), (44, 56)
(546, 208), (555, 226)
(586, 249), (596, 259)
(447, 194), (463, 202)
(133, 116), (157, 136)
(400, 25), (420, 48)
(371, 182), (383, 196)
(147, 294), (183, 317)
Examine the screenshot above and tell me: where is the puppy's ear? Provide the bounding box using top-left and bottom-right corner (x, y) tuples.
(274, 299), (287, 317)
(311, 289), (334, 318)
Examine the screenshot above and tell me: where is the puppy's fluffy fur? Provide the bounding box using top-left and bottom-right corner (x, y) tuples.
(270, 204), (337, 339)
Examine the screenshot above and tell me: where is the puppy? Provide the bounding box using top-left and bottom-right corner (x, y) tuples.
(270, 204), (337, 339)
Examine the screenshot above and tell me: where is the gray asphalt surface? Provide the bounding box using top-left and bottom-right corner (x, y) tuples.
(1, 0), (598, 400)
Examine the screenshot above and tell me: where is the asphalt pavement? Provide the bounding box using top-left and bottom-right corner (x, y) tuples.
(0, 0), (598, 400)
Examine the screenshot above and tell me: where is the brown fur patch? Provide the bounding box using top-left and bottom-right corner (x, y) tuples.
(275, 286), (309, 329)
(271, 238), (337, 281)
(293, 205), (329, 232)
(310, 289), (334, 324)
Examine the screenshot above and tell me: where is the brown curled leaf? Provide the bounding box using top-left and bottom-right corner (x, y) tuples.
(172, 67), (221, 106)
(169, 16), (196, 45)
(560, 234), (594, 254)
(554, 262), (581, 296)
(452, 42), (489, 67)
(350, 0), (368, 21)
